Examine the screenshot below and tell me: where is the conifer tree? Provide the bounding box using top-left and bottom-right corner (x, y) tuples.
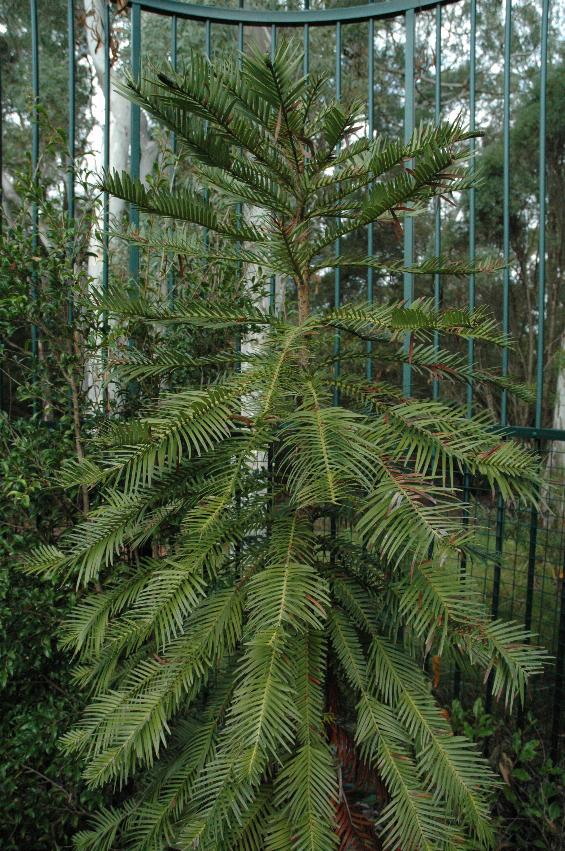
(27, 43), (545, 850)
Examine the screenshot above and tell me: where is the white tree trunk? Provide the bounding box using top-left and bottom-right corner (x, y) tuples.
(547, 333), (565, 515)
(83, 0), (158, 406)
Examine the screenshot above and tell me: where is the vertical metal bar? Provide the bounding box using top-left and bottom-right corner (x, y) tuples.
(203, 20), (211, 254)
(67, 0), (76, 223)
(487, 0), (513, 713)
(456, 0), (476, 701)
(525, 0), (550, 638)
(525, 499), (539, 634)
(236, 4), (244, 289)
(201, 17), (211, 258)
(366, 11), (374, 381)
(432, 4), (441, 401)
(102, 1), (111, 413)
(535, 0), (549, 435)
(500, 0), (511, 427)
(269, 25), (277, 313)
(402, 8), (415, 397)
(491, 0), (512, 636)
(171, 16), (178, 67)
(102, 2), (110, 301)
(466, 0), (476, 418)
(0, 57), (2, 242)
(205, 18), (211, 60)
(67, 0), (76, 327)
(167, 15), (177, 305)
(234, 0), (245, 568)
(129, 1), (141, 285)
(30, 0), (39, 364)
(333, 21), (342, 405)
(485, 492), (505, 713)
(0, 57), (3, 412)
(492, 500), (504, 622)
(303, 0), (310, 77)
(428, 12), (442, 684)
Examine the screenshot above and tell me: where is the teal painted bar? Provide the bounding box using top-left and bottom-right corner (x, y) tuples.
(130, 0), (459, 26)
(102, 2), (111, 412)
(129, 2), (141, 284)
(167, 14), (177, 305)
(459, 0), (477, 673)
(269, 24), (276, 312)
(67, 0), (75, 224)
(0, 61), (2, 241)
(490, 0), (513, 658)
(432, 2), (441, 400)
(30, 0), (39, 363)
(500, 0), (511, 428)
(235, 0), (244, 356)
(67, 0), (76, 328)
(0, 61), (2, 410)
(524, 0), (549, 644)
(535, 0), (549, 429)
(102, 1), (110, 301)
(402, 8), (415, 396)
(456, 0), (474, 700)
(203, 19), (211, 253)
(333, 21), (342, 404)
(205, 17), (211, 58)
(303, 0), (310, 76)
(366, 12), (374, 380)
(466, 0), (476, 417)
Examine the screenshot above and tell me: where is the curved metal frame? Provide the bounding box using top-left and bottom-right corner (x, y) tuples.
(131, 0), (458, 25)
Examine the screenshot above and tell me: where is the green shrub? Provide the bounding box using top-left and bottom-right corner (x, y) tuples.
(452, 698), (565, 849)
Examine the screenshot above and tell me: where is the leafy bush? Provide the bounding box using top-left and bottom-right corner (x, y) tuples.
(0, 169), (105, 848)
(452, 698), (565, 849)
(0, 416), (109, 849)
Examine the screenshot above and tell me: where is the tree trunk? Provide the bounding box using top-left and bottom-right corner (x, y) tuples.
(547, 332), (565, 510)
(82, 0), (158, 407)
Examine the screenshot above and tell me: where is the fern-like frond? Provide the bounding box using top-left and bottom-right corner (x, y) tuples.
(279, 382), (373, 506)
(97, 284), (273, 329)
(325, 300), (510, 348)
(225, 627), (296, 783)
(101, 169), (265, 242)
(357, 463), (469, 566)
(369, 635), (495, 845)
(314, 253), (504, 278)
(274, 744), (339, 851)
(329, 611), (460, 850)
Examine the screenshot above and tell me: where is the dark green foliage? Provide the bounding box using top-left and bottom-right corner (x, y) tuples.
(451, 699), (565, 849)
(26, 43), (548, 850)
(0, 416), (108, 850)
(0, 167), (107, 847)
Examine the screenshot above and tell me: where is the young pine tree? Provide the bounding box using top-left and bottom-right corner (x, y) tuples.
(27, 43), (546, 851)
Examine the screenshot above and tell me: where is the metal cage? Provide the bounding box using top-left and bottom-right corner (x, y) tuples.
(4, 0), (563, 752)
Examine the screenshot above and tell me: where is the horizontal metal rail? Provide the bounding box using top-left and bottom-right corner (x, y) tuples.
(130, 0), (460, 26)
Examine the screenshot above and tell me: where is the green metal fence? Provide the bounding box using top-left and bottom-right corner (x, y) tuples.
(3, 0), (564, 752)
